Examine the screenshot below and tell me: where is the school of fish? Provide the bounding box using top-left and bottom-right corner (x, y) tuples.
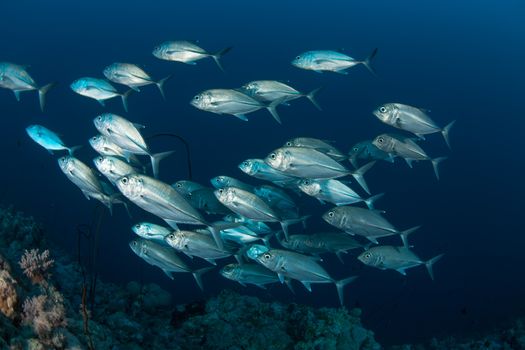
(8, 40), (455, 306)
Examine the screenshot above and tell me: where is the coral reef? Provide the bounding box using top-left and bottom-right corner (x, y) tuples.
(19, 249), (54, 285)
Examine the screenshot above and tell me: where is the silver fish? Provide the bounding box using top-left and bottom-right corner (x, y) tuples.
(358, 246), (443, 280)
(254, 185), (296, 212)
(129, 238), (212, 290)
(241, 80), (321, 110)
(93, 155), (139, 184)
(298, 178), (383, 209)
(238, 158), (299, 186)
(223, 214), (273, 235)
(190, 89), (283, 123)
(211, 175), (254, 192)
(26, 125), (79, 155)
(373, 103), (455, 148)
(278, 232), (368, 262)
(220, 263), (280, 288)
(291, 49), (377, 75)
(373, 134), (446, 180)
(172, 180), (207, 197)
(58, 156), (104, 197)
(0, 62), (54, 111)
(188, 188), (231, 215)
(152, 40), (232, 71)
(265, 147), (374, 194)
(284, 137), (346, 162)
(322, 206), (419, 246)
(103, 62), (170, 99)
(70, 77), (131, 112)
(215, 187), (301, 239)
(132, 222), (171, 244)
(93, 113), (173, 178)
(255, 249), (357, 305)
(164, 230), (236, 265)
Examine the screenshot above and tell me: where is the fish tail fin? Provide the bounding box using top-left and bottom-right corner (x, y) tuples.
(362, 48), (378, 76)
(211, 46), (233, 72)
(192, 266), (214, 291)
(425, 253), (444, 281)
(156, 75), (172, 100)
(261, 231), (275, 247)
(350, 161), (376, 195)
(431, 156), (447, 181)
(364, 192), (384, 210)
(400, 225), (421, 248)
(121, 89), (133, 112)
(38, 82), (55, 111)
(335, 276), (358, 306)
(266, 97), (285, 124)
(280, 215), (309, 239)
(150, 150), (175, 178)
(67, 145), (83, 156)
(279, 221), (290, 240)
(442, 120), (456, 149)
(305, 87), (323, 111)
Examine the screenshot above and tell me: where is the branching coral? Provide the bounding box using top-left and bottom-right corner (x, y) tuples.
(19, 249), (54, 285)
(21, 289), (67, 344)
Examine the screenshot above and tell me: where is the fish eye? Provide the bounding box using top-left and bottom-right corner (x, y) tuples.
(365, 253), (371, 259)
(263, 253), (271, 260)
(270, 153), (276, 160)
(218, 189), (223, 194)
(132, 241), (137, 246)
(176, 183), (182, 188)
(135, 224), (141, 229)
(286, 141), (292, 146)
(97, 116), (103, 121)
(243, 161), (249, 167)
(194, 96), (200, 100)
(296, 56), (301, 60)
(379, 107), (387, 113)
(353, 147), (358, 152)
(168, 234), (174, 239)
(328, 211), (334, 218)
(377, 137), (384, 143)
(121, 177), (128, 184)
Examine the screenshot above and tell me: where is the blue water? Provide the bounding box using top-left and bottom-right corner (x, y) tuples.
(1, 0), (524, 345)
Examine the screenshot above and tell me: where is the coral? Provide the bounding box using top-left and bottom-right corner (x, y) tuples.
(21, 287), (67, 345)
(19, 249), (54, 285)
(0, 254), (18, 319)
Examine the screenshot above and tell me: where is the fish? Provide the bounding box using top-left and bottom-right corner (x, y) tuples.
(26, 125), (80, 155)
(164, 230), (236, 265)
(220, 263), (280, 288)
(255, 249), (357, 305)
(284, 137), (346, 162)
(357, 246), (444, 280)
(238, 158), (299, 186)
(223, 214), (273, 235)
(103, 62), (171, 99)
(172, 180), (207, 197)
(93, 155), (139, 184)
(132, 222), (172, 244)
(265, 146), (375, 194)
(187, 188), (231, 215)
(373, 134), (447, 180)
(129, 238), (212, 290)
(190, 89), (283, 123)
(292, 48), (378, 75)
(373, 103), (456, 148)
(58, 156), (104, 198)
(215, 187), (303, 239)
(152, 40), (232, 71)
(298, 178), (383, 209)
(253, 185), (297, 212)
(348, 140), (395, 168)
(217, 224), (269, 245)
(70, 77), (132, 112)
(90, 180), (130, 216)
(277, 232), (369, 262)
(322, 206), (420, 247)
(93, 113), (173, 178)
(0, 62), (54, 111)
(245, 244), (270, 260)
(241, 80), (322, 110)
(211, 176), (254, 192)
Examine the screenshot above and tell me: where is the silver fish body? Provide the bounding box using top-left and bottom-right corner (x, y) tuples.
(358, 245), (443, 280)
(58, 156), (104, 197)
(132, 222), (172, 243)
(241, 80), (321, 110)
(103, 62), (169, 98)
(284, 137), (346, 162)
(93, 155), (138, 184)
(26, 125), (76, 155)
(152, 41), (231, 71)
(292, 49), (377, 75)
(220, 263), (279, 287)
(165, 230), (235, 264)
(70, 77), (130, 111)
(211, 175), (254, 192)
(238, 158), (299, 185)
(348, 140), (394, 168)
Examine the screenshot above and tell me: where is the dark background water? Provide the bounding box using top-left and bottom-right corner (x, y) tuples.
(1, 0), (524, 345)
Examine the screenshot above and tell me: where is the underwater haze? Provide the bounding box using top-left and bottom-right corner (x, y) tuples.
(1, 0), (524, 346)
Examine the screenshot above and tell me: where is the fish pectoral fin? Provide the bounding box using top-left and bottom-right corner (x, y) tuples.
(133, 122), (146, 129)
(404, 158), (415, 168)
(301, 281), (313, 292)
(204, 258), (217, 266)
(396, 268), (407, 276)
(313, 70), (323, 74)
(366, 237), (379, 244)
(233, 114), (249, 121)
(164, 220), (179, 230)
(13, 90), (21, 101)
(162, 269), (174, 280)
(277, 273), (285, 284)
(81, 190), (92, 200)
(333, 69), (349, 75)
(130, 86), (141, 92)
(414, 133), (426, 140)
(254, 284), (267, 290)
(97, 99), (106, 107)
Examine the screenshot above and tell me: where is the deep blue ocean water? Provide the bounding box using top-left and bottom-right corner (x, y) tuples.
(1, 0), (524, 345)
